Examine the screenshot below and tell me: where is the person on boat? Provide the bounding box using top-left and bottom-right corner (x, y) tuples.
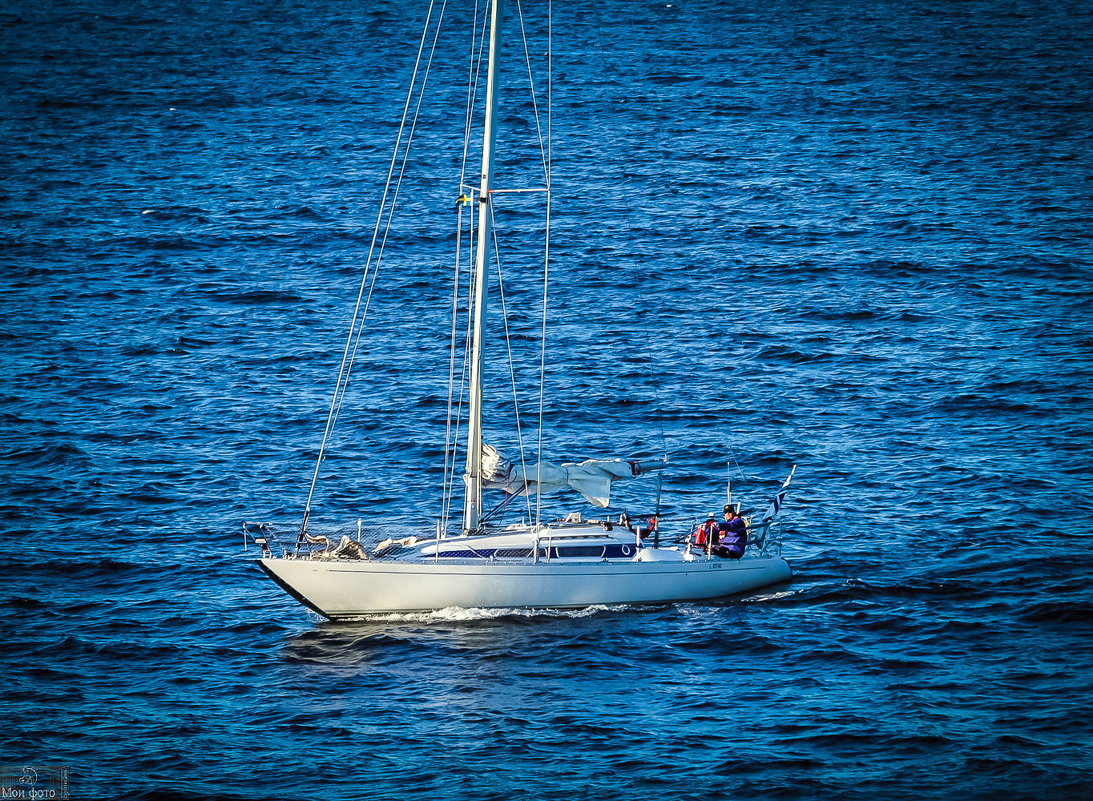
(714, 505), (748, 559)
(694, 514), (719, 552)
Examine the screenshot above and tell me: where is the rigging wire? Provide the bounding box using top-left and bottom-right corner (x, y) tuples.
(443, 0), (486, 534)
(442, 199), (468, 533)
(515, 0), (551, 184)
(488, 201), (535, 524)
(535, 0), (552, 530)
(442, 192), (477, 532)
(444, 0), (553, 531)
(459, 0), (489, 192)
(505, 0), (553, 530)
(314, 0), (554, 537)
(444, 0), (490, 532)
(337, 1), (449, 434)
(299, 0), (446, 543)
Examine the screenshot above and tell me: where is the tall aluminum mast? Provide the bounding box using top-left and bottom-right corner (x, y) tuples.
(463, 0), (504, 533)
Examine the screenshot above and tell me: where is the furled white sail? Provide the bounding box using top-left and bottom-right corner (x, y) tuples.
(481, 445), (656, 507)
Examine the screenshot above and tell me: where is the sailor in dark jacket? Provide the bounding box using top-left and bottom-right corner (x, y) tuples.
(715, 505), (747, 559)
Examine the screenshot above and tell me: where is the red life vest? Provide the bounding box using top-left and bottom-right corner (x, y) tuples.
(694, 521), (717, 546)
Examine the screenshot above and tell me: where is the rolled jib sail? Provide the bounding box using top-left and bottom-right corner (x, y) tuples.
(481, 444), (660, 508)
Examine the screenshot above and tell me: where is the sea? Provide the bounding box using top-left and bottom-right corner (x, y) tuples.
(3, 0), (1092, 799)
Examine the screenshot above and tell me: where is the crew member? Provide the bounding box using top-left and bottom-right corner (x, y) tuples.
(715, 505), (747, 559)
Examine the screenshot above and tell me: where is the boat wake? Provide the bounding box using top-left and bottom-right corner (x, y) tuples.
(331, 603), (635, 625)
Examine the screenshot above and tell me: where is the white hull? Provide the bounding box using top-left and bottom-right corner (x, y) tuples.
(257, 552), (791, 618)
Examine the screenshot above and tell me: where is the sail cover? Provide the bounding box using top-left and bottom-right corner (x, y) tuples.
(481, 445), (657, 508)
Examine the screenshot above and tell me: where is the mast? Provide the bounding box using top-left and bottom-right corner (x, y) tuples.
(463, 0), (504, 533)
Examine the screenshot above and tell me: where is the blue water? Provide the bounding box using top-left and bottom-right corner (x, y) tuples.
(3, 0), (1093, 798)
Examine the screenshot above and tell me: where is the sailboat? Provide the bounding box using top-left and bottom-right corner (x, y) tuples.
(253, 0), (794, 619)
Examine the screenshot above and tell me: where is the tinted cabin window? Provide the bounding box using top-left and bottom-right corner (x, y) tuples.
(554, 546), (606, 558)
(495, 548), (545, 558)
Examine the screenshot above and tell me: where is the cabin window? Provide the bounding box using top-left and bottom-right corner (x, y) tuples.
(494, 548), (546, 558)
(554, 545), (606, 558)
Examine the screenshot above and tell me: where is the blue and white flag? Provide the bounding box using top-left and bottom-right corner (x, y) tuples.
(761, 465), (797, 523)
